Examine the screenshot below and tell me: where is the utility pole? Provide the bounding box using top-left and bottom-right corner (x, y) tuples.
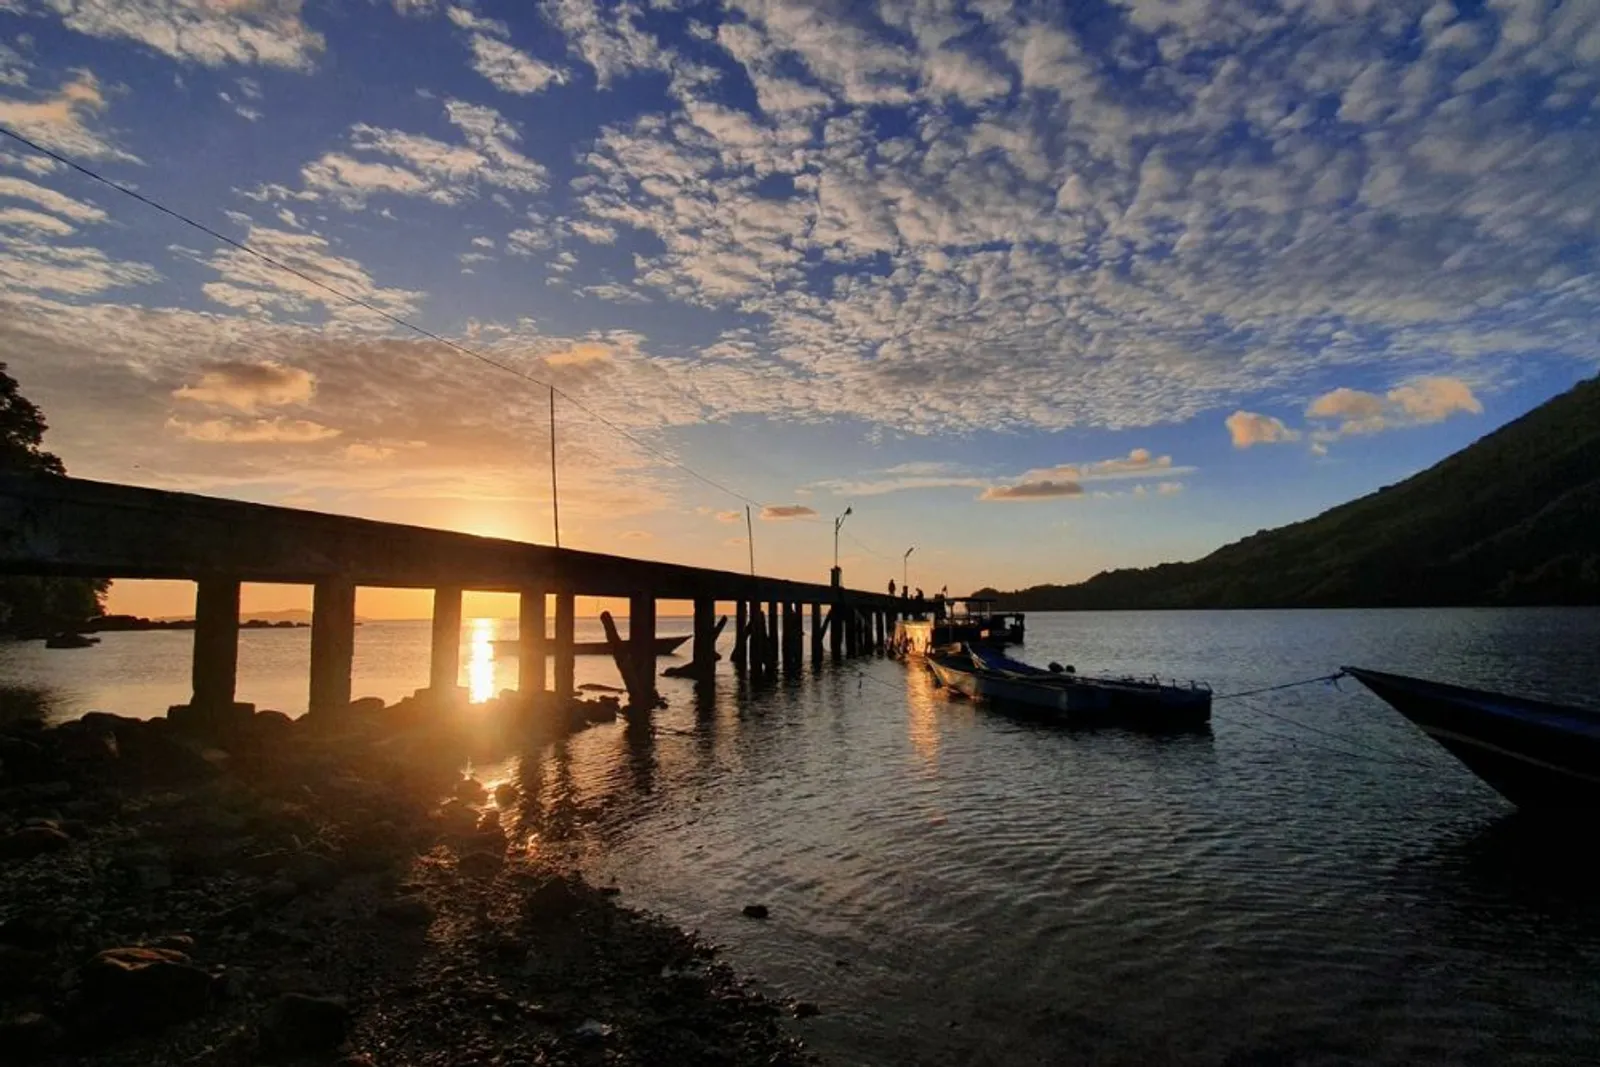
(832, 506), (852, 588)
(549, 386), (561, 548)
(745, 505), (755, 575)
(903, 545), (915, 592)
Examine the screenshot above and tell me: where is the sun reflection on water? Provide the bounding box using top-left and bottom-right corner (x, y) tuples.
(467, 617), (498, 703)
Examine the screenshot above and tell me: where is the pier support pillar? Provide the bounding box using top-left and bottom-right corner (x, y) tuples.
(766, 600), (781, 674)
(781, 603), (799, 673)
(629, 593), (657, 705)
(518, 588), (547, 697)
(429, 585), (463, 695)
(733, 601), (749, 671)
(693, 598), (716, 679)
(810, 603), (824, 667)
(553, 593), (576, 702)
(309, 577), (356, 716)
(748, 604), (769, 681)
(828, 605), (842, 661)
(190, 576), (240, 724)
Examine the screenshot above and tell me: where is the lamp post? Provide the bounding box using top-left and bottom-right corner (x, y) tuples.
(831, 506), (852, 588)
(903, 545), (915, 592)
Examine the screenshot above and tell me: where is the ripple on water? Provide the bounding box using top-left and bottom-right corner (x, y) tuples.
(503, 610), (1600, 1066)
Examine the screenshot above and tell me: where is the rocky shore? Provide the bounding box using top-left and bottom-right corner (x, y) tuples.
(0, 692), (814, 1065)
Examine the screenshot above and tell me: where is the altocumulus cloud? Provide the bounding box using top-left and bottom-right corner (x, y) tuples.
(979, 480), (1085, 502)
(1226, 411), (1301, 449)
(173, 361), (316, 413)
(761, 505), (816, 520)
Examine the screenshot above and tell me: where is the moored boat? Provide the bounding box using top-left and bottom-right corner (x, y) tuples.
(1344, 666), (1600, 809)
(928, 646), (1210, 727)
(892, 597), (1025, 656)
(492, 635), (691, 658)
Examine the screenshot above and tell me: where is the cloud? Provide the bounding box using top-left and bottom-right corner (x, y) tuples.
(343, 442), (395, 462)
(0, 207), (77, 235)
(544, 341), (611, 367)
(166, 416), (341, 444)
(466, 35), (567, 95)
(172, 361), (316, 413)
(0, 176), (106, 223)
(979, 480), (1084, 501)
(199, 224), (423, 325)
(289, 99), (547, 207)
(760, 504), (816, 519)
(1012, 449), (1192, 484)
(618, 529), (653, 541)
(0, 71), (139, 162)
(38, 0), (325, 69)
(0, 240), (157, 295)
(814, 461), (988, 496)
(1226, 411), (1301, 448)
(713, 509), (741, 523)
(1307, 376), (1483, 438)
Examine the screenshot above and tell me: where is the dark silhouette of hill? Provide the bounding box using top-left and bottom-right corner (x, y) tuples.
(976, 375), (1600, 610)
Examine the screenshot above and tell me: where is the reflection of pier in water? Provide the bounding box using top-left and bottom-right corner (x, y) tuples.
(0, 474), (906, 724)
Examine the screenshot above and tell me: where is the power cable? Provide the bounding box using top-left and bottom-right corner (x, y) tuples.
(0, 125), (766, 510)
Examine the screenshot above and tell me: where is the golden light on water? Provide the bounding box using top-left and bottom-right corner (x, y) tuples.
(467, 617), (498, 703)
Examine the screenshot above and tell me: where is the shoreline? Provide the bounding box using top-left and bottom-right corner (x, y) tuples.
(0, 691), (814, 1065)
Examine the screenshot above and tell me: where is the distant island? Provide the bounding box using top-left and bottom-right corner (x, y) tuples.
(88, 615), (310, 632)
(975, 374), (1600, 611)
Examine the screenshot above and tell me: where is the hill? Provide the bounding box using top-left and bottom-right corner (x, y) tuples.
(976, 375), (1600, 610)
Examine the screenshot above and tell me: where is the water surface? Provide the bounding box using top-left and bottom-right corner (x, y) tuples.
(5, 608), (1599, 1064)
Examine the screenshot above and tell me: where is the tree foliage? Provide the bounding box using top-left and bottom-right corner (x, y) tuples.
(0, 362), (106, 635)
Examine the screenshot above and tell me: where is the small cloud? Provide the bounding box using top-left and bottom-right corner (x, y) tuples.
(173, 361), (316, 413)
(761, 504), (817, 519)
(544, 341), (612, 367)
(724, 536), (748, 547)
(1226, 410), (1301, 448)
(713, 509), (742, 523)
(166, 416), (340, 444)
(979, 480), (1084, 501)
(618, 529), (653, 541)
(1156, 481), (1184, 495)
(344, 442), (395, 462)
(1306, 376), (1482, 440)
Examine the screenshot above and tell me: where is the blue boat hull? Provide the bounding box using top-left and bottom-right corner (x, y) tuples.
(1344, 666), (1600, 809)
(928, 651), (1209, 728)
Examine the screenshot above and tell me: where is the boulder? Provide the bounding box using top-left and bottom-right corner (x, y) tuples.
(259, 993), (350, 1056)
(741, 904), (770, 920)
(79, 947), (213, 1030)
(0, 826), (71, 861)
(0, 1011), (63, 1061)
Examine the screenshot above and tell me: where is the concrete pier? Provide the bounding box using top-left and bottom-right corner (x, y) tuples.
(0, 474), (905, 715)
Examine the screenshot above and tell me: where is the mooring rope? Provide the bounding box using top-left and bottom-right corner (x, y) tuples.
(1211, 671), (1347, 702)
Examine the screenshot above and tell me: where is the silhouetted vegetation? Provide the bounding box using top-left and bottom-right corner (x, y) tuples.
(0, 362), (107, 636)
(977, 375), (1600, 610)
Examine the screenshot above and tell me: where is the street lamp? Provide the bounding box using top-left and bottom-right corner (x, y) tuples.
(903, 546), (915, 591)
(830, 507), (852, 589)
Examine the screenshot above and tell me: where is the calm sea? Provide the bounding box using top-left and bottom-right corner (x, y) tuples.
(6, 608), (1600, 1065)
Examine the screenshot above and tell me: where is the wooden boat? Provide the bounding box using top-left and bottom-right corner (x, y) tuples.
(1344, 666), (1600, 809)
(43, 632), (99, 649)
(491, 635), (690, 658)
(929, 647), (1211, 727)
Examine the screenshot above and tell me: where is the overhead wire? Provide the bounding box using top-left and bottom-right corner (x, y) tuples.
(0, 124), (767, 511)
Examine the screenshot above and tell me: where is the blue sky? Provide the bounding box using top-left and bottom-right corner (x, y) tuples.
(1, 0), (1597, 612)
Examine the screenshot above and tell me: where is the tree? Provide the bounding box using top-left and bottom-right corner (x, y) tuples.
(1, 362), (66, 475)
(0, 363), (106, 635)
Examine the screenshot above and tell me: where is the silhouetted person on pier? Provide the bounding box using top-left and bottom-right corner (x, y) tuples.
(888, 579), (896, 597)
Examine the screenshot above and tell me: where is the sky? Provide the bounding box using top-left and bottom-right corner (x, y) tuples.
(1, 0), (1598, 618)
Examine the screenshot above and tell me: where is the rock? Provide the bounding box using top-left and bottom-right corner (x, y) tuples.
(257, 878), (299, 905)
(598, 885), (622, 896)
(347, 697), (386, 716)
(0, 826), (71, 861)
(459, 850), (503, 878)
(741, 904), (770, 920)
(260, 993), (350, 1056)
(452, 777), (487, 804)
(80, 947), (213, 1030)
(0, 944), (45, 995)
(524, 877), (584, 920)
(492, 782), (518, 808)
(376, 896), (433, 927)
(0, 1012), (63, 1061)
(792, 1001), (820, 1018)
